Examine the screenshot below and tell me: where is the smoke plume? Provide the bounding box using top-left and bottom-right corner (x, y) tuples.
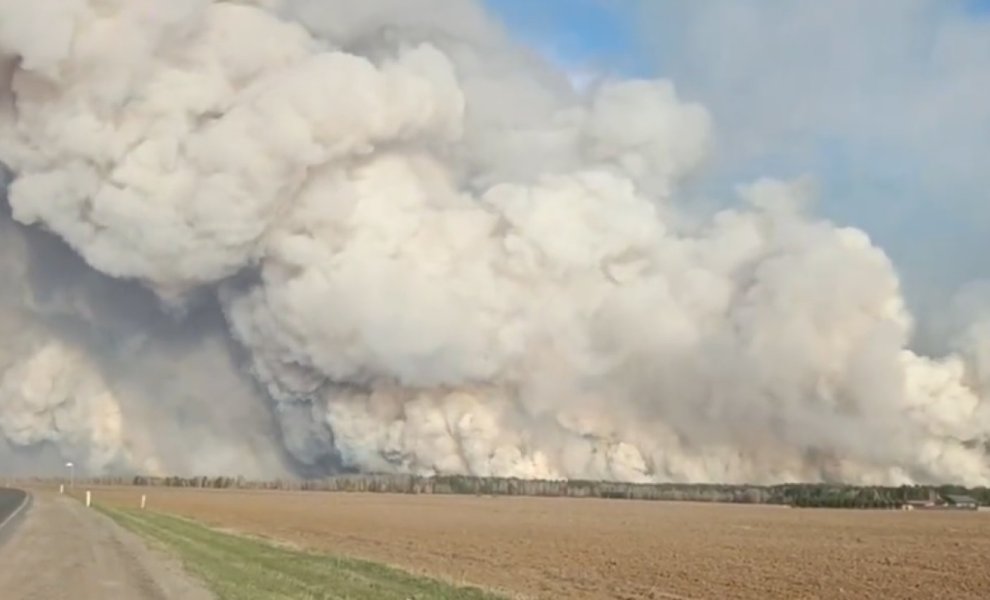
(0, 0), (987, 484)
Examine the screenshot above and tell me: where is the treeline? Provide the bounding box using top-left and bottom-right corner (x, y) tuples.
(69, 474), (773, 502)
(781, 484), (953, 509)
(26, 473), (990, 507)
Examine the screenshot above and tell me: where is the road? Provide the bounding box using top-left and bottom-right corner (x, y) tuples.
(0, 488), (28, 544)
(0, 490), (213, 600)
(0, 488), (27, 522)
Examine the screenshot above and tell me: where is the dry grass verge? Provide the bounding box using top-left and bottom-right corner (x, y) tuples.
(99, 504), (503, 600)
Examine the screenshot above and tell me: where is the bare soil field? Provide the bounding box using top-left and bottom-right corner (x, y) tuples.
(87, 486), (990, 600)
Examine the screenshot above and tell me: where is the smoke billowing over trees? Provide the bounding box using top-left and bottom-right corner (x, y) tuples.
(0, 1), (988, 485)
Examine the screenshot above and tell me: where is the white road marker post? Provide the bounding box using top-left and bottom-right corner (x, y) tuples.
(85, 490), (91, 508)
(140, 494), (147, 510)
(59, 484), (64, 495)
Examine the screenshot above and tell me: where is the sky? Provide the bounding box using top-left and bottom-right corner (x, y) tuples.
(483, 0), (645, 75)
(485, 0), (990, 351)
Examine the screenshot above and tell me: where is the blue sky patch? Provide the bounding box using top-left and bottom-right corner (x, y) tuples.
(483, 0), (646, 75)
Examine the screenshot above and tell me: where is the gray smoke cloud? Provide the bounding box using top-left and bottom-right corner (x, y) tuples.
(0, 0), (987, 484)
(0, 168), (287, 477)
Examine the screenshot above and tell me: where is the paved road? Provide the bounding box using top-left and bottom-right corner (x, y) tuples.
(0, 488), (28, 544)
(0, 488), (27, 524)
(0, 491), (213, 600)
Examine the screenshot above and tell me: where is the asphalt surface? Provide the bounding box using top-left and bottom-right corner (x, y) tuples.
(0, 488), (28, 540)
(0, 488), (26, 519)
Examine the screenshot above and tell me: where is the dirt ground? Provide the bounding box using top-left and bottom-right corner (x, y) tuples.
(89, 486), (990, 600)
(0, 491), (213, 600)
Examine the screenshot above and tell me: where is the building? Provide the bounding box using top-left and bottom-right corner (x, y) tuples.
(900, 490), (983, 511)
(901, 488), (938, 510)
(943, 494), (979, 511)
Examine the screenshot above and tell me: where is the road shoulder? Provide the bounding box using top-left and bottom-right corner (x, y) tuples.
(0, 491), (214, 600)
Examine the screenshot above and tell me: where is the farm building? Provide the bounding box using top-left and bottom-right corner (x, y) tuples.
(943, 494), (979, 511)
(900, 490), (982, 511)
(900, 489), (938, 510)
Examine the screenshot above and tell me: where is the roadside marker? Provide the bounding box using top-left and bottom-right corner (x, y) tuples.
(85, 490), (91, 508)
(141, 494), (147, 510)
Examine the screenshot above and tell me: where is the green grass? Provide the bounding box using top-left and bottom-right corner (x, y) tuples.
(97, 505), (504, 600)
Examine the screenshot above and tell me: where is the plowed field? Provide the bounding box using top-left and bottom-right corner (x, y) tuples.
(89, 487), (990, 599)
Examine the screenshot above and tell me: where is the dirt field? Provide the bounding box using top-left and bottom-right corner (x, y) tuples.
(88, 486), (990, 600)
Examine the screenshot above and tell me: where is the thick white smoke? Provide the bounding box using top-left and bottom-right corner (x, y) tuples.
(0, 0), (988, 484)
(0, 341), (131, 471)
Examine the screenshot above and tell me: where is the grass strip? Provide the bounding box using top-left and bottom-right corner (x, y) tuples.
(97, 504), (504, 600)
